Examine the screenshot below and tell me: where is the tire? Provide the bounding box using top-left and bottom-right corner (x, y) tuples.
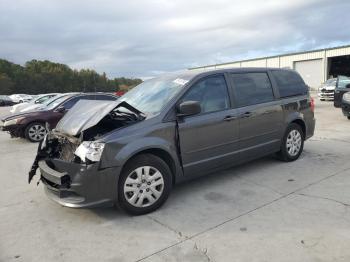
(276, 123), (304, 162)
(118, 154), (172, 215)
(24, 122), (47, 142)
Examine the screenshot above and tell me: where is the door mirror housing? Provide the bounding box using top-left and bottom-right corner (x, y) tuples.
(177, 101), (201, 117)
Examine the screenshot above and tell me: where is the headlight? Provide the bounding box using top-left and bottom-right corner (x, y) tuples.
(343, 92), (350, 102)
(3, 118), (23, 127)
(74, 141), (105, 162)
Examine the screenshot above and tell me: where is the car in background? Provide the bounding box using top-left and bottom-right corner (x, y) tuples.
(0, 96), (17, 107)
(9, 94), (33, 103)
(341, 92), (350, 120)
(10, 93), (58, 114)
(334, 75), (350, 108)
(0, 93), (118, 142)
(318, 78), (336, 101)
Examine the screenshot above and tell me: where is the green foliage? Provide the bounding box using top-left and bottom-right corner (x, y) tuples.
(0, 59), (142, 95)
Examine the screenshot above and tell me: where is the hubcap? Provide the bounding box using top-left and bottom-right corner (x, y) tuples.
(28, 124), (47, 141)
(124, 166), (164, 208)
(286, 129), (302, 157)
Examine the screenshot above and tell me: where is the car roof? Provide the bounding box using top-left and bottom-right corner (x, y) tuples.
(167, 67), (295, 82)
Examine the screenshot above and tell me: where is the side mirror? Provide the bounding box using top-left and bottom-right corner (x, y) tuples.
(55, 106), (66, 113)
(177, 101), (201, 117)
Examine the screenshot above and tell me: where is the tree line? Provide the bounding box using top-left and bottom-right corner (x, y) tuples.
(0, 59), (142, 95)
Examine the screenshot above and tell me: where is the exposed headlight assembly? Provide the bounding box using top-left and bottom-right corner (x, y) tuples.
(4, 117), (23, 127)
(343, 92), (350, 102)
(74, 141), (105, 162)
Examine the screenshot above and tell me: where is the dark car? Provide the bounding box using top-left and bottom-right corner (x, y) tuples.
(334, 75), (350, 108)
(0, 95), (17, 107)
(341, 92), (350, 120)
(0, 93), (118, 142)
(29, 68), (315, 215)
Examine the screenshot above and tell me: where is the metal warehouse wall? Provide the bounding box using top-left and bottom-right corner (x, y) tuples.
(191, 45), (350, 89)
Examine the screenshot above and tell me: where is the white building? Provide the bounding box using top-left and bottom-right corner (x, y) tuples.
(190, 44), (350, 90)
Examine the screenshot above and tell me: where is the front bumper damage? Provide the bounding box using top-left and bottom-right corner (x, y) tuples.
(0, 122), (24, 137)
(38, 158), (121, 208)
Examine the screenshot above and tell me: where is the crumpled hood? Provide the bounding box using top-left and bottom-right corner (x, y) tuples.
(55, 100), (121, 136)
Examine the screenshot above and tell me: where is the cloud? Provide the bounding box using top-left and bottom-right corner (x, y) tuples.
(0, 0), (350, 77)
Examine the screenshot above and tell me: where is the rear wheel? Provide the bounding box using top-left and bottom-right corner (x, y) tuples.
(276, 123), (304, 162)
(25, 122), (47, 142)
(118, 154), (172, 215)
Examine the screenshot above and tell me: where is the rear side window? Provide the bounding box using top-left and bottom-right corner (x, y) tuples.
(230, 73), (274, 107)
(271, 70), (307, 98)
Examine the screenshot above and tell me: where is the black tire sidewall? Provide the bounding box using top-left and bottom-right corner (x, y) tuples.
(24, 122), (46, 142)
(118, 154), (172, 215)
(280, 123), (304, 161)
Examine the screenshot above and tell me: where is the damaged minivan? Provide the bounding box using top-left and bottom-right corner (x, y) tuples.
(29, 68), (315, 215)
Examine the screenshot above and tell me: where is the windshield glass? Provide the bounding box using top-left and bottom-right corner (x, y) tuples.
(337, 75), (350, 89)
(324, 79), (336, 86)
(120, 75), (191, 115)
(45, 95), (69, 110)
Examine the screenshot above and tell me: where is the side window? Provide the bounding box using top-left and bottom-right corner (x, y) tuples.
(182, 75), (230, 114)
(231, 73), (274, 107)
(271, 70), (308, 98)
(95, 95), (117, 101)
(61, 97), (81, 109)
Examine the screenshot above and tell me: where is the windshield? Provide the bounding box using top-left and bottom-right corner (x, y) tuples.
(324, 79), (336, 86)
(45, 95), (69, 110)
(337, 75), (350, 89)
(120, 75), (191, 115)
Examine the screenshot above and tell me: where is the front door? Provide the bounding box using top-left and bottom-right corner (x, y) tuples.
(177, 74), (240, 176)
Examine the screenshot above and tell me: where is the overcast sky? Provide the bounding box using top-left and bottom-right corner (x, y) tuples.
(1, 0), (350, 78)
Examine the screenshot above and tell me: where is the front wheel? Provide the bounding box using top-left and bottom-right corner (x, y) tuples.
(118, 154), (172, 215)
(276, 123), (304, 162)
(25, 122), (47, 142)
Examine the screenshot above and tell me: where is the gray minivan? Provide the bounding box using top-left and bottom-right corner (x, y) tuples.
(29, 68), (315, 215)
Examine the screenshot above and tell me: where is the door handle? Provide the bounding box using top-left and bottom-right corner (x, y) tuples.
(223, 115), (238, 121)
(240, 112), (252, 118)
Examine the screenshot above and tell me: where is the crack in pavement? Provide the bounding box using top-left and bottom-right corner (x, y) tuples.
(136, 165), (350, 262)
(297, 193), (350, 207)
(237, 175), (284, 196)
(193, 242), (211, 262)
(147, 215), (186, 239)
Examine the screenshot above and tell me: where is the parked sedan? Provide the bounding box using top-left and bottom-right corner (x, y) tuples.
(10, 93), (58, 113)
(318, 78), (336, 101)
(0, 96), (17, 107)
(9, 94), (33, 103)
(0, 93), (118, 142)
(341, 92), (350, 120)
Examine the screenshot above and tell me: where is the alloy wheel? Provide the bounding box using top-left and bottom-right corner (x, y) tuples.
(286, 129), (302, 157)
(28, 124), (47, 142)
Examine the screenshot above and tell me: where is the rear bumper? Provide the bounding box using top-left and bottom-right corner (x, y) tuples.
(306, 118), (316, 140)
(39, 159), (121, 208)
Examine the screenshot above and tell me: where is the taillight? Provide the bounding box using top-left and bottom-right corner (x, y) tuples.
(310, 97), (315, 112)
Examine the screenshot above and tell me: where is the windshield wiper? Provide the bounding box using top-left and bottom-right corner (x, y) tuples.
(116, 101), (146, 120)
